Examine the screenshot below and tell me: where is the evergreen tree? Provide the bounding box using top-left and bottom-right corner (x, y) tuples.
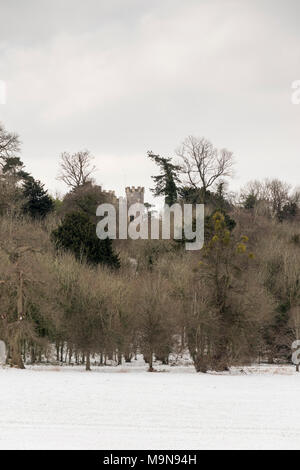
(278, 201), (298, 222)
(147, 151), (181, 206)
(22, 178), (54, 219)
(59, 182), (108, 223)
(178, 186), (205, 204)
(1, 156), (30, 181)
(52, 212), (120, 269)
(179, 182), (231, 210)
(243, 193), (257, 209)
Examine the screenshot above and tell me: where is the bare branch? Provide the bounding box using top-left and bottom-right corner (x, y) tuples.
(0, 123), (21, 165)
(176, 136), (235, 199)
(57, 150), (97, 189)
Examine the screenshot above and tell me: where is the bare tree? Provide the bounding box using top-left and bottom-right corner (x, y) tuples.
(57, 150), (96, 189)
(241, 178), (297, 218)
(240, 180), (267, 201)
(265, 179), (291, 216)
(0, 123), (21, 166)
(176, 136), (234, 202)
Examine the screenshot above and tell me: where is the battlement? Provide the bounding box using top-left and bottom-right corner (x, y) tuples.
(125, 186), (145, 194)
(125, 186), (144, 205)
(102, 190), (116, 197)
(95, 186), (145, 205)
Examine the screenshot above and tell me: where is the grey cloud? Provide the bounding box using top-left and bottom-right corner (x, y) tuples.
(0, 0), (299, 204)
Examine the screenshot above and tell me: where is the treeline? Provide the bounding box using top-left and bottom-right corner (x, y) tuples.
(0, 123), (299, 372)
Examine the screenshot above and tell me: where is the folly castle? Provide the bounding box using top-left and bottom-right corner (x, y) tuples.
(100, 186), (145, 206)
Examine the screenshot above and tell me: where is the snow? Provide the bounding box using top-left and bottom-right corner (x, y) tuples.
(1, 362), (300, 450)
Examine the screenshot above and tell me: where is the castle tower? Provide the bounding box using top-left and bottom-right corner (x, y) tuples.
(125, 186), (145, 223)
(102, 189), (117, 204)
(125, 186), (145, 206)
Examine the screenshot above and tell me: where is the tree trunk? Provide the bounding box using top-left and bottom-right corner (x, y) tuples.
(86, 352), (91, 371)
(68, 347), (73, 365)
(181, 327), (185, 351)
(56, 342), (60, 362)
(193, 353), (208, 373)
(124, 352), (132, 363)
(31, 345), (36, 364)
(11, 344), (25, 369)
(148, 352), (154, 372)
(117, 353), (122, 365)
(60, 343), (64, 362)
(268, 353), (274, 364)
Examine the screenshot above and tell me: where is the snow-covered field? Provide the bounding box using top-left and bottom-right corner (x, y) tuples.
(1, 361), (300, 450)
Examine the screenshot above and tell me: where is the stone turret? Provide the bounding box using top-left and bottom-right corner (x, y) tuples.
(125, 186), (145, 206)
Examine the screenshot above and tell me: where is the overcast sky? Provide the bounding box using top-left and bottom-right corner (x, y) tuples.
(0, 0), (299, 203)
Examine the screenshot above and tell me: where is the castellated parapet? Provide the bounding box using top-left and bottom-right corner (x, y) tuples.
(97, 186), (145, 206)
(125, 186), (145, 206)
(101, 189), (117, 203)
(102, 189), (116, 197)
